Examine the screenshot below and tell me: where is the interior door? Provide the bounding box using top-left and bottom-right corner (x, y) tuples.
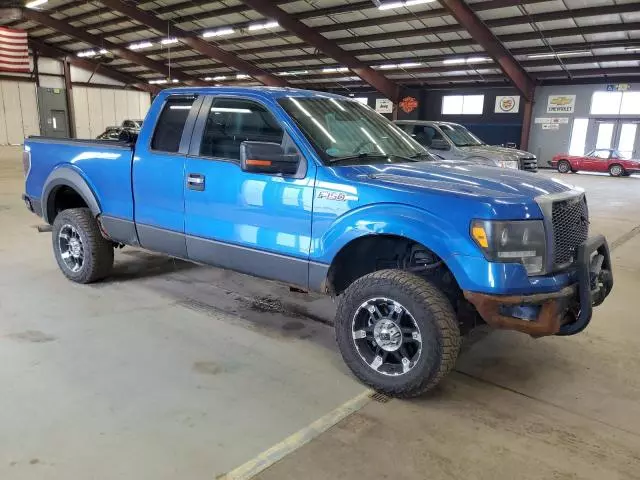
(614, 122), (640, 159)
(183, 95), (316, 288)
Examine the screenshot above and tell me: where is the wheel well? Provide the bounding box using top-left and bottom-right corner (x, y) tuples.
(326, 235), (450, 295)
(47, 186), (88, 223)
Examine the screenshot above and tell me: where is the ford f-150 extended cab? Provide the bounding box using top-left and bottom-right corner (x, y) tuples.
(22, 87), (613, 397)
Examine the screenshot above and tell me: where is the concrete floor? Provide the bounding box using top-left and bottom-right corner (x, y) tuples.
(2, 145), (640, 479)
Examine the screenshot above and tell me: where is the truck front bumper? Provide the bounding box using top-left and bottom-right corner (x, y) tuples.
(463, 235), (613, 337)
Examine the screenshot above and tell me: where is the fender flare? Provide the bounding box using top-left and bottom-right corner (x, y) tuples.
(42, 167), (101, 224)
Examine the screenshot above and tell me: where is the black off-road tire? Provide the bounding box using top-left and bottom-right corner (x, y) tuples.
(335, 270), (461, 398)
(557, 160), (571, 174)
(52, 208), (114, 283)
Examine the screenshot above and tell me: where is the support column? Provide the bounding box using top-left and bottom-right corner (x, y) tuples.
(520, 100), (533, 151)
(62, 58), (76, 139)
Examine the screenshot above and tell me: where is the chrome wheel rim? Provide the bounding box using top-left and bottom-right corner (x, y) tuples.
(58, 224), (84, 273)
(611, 165), (621, 176)
(559, 162), (569, 173)
(352, 297), (422, 377)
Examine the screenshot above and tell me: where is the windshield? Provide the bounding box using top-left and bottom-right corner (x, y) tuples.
(439, 124), (484, 147)
(278, 96), (431, 164)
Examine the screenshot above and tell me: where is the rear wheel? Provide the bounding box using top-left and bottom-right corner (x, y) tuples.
(609, 164), (624, 177)
(335, 270), (460, 397)
(557, 160), (571, 173)
(52, 208), (114, 283)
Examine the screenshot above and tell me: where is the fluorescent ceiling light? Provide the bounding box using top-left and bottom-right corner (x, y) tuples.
(624, 46), (640, 52)
(25, 0), (48, 8)
(527, 50), (589, 59)
(236, 74), (250, 79)
(214, 75), (227, 80)
(77, 50), (97, 57)
(378, 62), (422, 69)
(279, 70), (309, 76)
(161, 38), (179, 45)
(378, 0), (434, 10)
(204, 77), (213, 81)
(98, 49), (108, 54)
(202, 28), (235, 38)
(129, 41), (153, 50)
(248, 21), (279, 31)
(443, 56), (490, 64)
(322, 67), (349, 73)
(149, 79), (168, 84)
(171, 79), (179, 83)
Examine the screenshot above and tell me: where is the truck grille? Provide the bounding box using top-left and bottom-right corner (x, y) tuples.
(520, 156), (538, 172)
(551, 195), (588, 267)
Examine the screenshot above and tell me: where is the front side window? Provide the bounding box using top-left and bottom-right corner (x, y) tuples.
(199, 98), (284, 160)
(588, 149), (611, 159)
(151, 96), (196, 153)
(278, 96), (430, 165)
(410, 125), (444, 147)
(439, 124), (485, 147)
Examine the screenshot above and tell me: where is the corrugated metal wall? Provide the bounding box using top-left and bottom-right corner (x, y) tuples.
(72, 87), (151, 139)
(0, 81), (40, 145)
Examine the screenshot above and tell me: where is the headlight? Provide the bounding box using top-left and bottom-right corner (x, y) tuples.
(470, 220), (547, 275)
(496, 160), (519, 169)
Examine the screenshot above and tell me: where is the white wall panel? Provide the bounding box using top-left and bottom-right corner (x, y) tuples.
(138, 92), (150, 120)
(2, 82), (24, 144)
(73, 87), (90, 140)
(100, 89), (116, 128)
(114, 90), (128, 125)
(126, 90), (140, 120)
(19, 83), (40, 138)
(0, 82), (8, 145)
(86, 87), (103, 138)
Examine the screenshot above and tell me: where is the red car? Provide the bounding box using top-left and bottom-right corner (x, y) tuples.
(551, 149), (640, 177)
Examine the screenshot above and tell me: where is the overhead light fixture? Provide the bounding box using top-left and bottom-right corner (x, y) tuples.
(377, 0), (435, 11)
(129, 41), (153, 50)
(214, 75), (227, 80)
(149, 79), (168, 85)
(161, 38), (179, 45)
(77, 50), (97, 57)
(202, 28), (235, 38)
(25, 0), (48, 8)
(98, 49), (108, 54)
(443, 56), (490, 65)
(624, 46), (640, 52)
(526, 50), (589, 59)
(278, 70), (310, 76)
(377, 62), (422, 69)
(322, 67), (349, 73)
(248, 21), (279, 31)
(236, 74), (250, 79)
(171, 79), (179, 83)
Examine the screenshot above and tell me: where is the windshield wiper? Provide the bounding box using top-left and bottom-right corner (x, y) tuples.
(327, 153), (389, 164)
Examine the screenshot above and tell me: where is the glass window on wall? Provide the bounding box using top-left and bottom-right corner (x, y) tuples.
(441, 95), (484, 115)
(591, 91), (640, 115)
(568, 118), (589, 156)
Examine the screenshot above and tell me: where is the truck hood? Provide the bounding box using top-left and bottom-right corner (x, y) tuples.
(352, 161), (575, 200)
(458, 144), (534, 161)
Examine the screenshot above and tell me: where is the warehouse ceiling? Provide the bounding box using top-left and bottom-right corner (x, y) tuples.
(5, 0), (640, 94)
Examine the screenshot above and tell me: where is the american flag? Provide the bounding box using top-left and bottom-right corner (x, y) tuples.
(0, 27), (30, 73)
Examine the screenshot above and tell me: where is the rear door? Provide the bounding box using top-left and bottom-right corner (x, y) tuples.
(132, 94), (201, 257)
(183, 95), (315, 287)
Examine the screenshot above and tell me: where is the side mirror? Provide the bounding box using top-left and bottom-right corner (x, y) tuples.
(430, 139), (451, 151)
(118, 129), (138, 144)
(240, 141), (300, 175)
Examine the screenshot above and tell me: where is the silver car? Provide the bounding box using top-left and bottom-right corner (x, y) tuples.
(395, 120), (537, 172)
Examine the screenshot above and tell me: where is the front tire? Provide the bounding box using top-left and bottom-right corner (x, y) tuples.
(52, 208), (114, 283)
(557, 160), (571, 173)
(335, 270), (460, 398)
(609, 164), (624, 177)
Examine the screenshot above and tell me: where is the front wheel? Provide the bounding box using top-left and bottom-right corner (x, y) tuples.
(52, 208), (114, 283)
(609, 164), (624, 177)
(335, 270), (460, 397)
(557, 160), (571, 173)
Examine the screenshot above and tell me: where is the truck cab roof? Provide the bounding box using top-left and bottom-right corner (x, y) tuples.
(157, 86), (355, 102)
(394, 120), (463, 127)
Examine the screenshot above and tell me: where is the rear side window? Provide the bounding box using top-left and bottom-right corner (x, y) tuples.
(151, 96), (195, 153)
(199, 98), (283, 160)
(411, 125), (443, 147)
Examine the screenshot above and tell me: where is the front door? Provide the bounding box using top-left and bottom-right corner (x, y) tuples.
(183, 95), (316, 288)
(582, 149), (611, 172)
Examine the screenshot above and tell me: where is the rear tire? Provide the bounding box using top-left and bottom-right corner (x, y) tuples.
(335, 270), (460, 398)
(557, 160), (571, 173)
(52, 208), (114, 284)
(609, 164), (624, 177)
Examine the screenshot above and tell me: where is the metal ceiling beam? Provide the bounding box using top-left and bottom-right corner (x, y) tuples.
(239, 0), (399, 100)
(97, 0), (286, 87)
(22, 9), (204, 86)
(29, 38), (159, 94)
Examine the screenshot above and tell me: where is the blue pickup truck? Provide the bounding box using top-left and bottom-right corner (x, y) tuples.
(22, 87), (613, 397)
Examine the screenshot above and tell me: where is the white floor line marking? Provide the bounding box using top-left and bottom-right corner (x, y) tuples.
(217, 389), (374, 480)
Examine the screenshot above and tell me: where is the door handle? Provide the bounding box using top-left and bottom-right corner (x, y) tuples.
(187, 173), (205, 191)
